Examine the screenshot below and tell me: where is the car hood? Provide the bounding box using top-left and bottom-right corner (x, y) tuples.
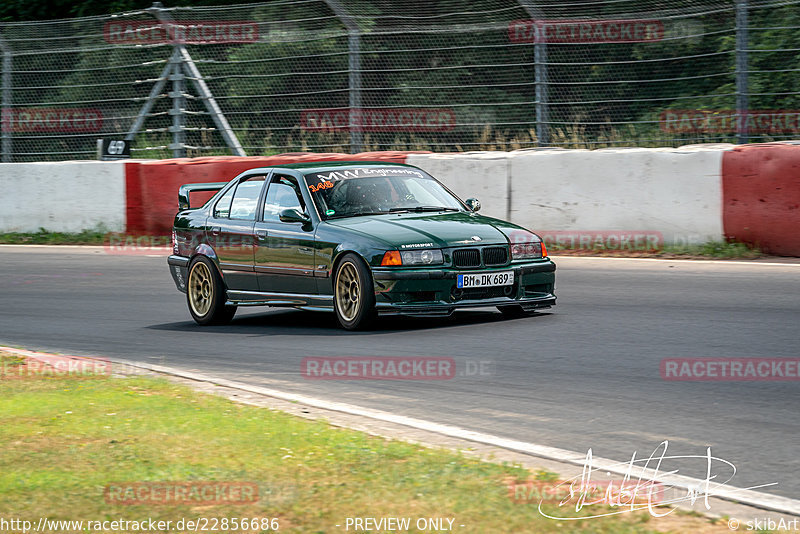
(324, 211), (537, 249)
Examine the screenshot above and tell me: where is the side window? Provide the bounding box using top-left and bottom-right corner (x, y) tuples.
(229, 176), (266, 221)
(263, 175), (305, 222)
(213, 186), (235, 219)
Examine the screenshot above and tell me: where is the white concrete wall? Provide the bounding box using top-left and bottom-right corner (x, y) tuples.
(411, 146), (729, 244)
(0, 161), (126, 232)
(407, 152), (509, 221)
(0, 148), (729, 242)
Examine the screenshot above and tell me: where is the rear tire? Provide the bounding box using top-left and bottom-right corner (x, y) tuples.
(187, 256), (237, 325)
(333, 253), (376, 330)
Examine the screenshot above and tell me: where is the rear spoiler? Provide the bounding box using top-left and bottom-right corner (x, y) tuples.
(178, 182), (227, 211)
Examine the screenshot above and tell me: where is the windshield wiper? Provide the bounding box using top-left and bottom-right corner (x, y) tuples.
(327, 211), (392, 219)
(388, 206), (460, 213)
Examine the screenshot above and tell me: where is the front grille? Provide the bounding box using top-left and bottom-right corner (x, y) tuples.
(483, 246), (508, 266)
(453, 248), (481, 268)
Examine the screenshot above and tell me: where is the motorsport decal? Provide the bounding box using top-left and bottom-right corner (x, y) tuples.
(306, 167), (428, 192)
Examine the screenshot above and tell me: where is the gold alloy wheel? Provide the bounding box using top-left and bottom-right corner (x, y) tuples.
(188, 261), (213, 317)
(335, 261), (360, 322)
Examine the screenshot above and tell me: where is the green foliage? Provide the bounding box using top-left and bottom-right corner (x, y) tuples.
(3, 1), (799, 155)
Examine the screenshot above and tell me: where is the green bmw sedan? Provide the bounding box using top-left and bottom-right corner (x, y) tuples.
(168, 162), (556, 330)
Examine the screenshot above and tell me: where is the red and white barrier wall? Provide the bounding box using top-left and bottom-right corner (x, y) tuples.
(409, 147), (727, 246)
(124, 151), (418, 235)
(721, 144), (800, 256)
(1, 143), (798, 255)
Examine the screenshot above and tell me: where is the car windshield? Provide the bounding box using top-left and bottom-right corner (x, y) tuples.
(304, 167), (464, 220)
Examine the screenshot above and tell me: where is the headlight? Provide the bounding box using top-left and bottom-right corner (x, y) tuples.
(511, 242), (545, 260)
(401, 249), (444, 265)
(381, 249), (444, 266)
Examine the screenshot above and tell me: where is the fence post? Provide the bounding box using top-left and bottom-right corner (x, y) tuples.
(0, 34), (11, 163)
(125, 61), (171, 143)
(323, 0), (362, 154)
(735, 0), (749, 144)
(169, 48), (186, 158)
(517, 1), (549, 146)
(534, 39), (549, 146)
(348, 30), (363, 154)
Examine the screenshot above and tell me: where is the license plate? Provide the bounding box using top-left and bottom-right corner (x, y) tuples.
(457, 270), (514, 289)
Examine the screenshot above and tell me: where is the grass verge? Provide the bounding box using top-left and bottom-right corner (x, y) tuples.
(0, 227), (110, 245)
(0, 352), (732, 533)
(0, 230), (769, 261)
(550, 240), (764, 260)
(0, 228), (171, 248)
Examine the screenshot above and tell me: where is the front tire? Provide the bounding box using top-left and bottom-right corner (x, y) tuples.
(187, 256), (236, 325)
(333, 253), (376, 330)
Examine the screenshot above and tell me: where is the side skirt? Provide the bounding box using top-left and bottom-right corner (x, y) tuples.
(226, 290), (333, 310)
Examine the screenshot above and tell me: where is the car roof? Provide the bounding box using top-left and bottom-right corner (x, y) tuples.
(245, 161), (420, 175)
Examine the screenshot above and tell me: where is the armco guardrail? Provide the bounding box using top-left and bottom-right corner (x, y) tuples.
(1, 143), (799, 256)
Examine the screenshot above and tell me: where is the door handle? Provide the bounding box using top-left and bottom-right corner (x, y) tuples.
(210, 226), (221, 236)
(255, 229), (268, 240)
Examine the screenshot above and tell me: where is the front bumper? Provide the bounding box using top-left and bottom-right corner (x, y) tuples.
(372, 259), (556, 317)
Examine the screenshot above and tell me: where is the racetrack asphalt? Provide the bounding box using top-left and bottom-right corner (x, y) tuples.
(1, 246), (799, 502)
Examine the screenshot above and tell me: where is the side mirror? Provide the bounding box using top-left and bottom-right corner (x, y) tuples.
(279, 208), (311, 224)
(465, 198), (481, 212)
